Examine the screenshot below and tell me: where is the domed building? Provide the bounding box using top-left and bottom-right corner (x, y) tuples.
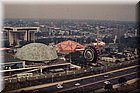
(15, 43), (58, 62)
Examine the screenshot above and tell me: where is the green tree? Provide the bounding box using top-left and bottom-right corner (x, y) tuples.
(118, 77), (127, 85)
(102, 35), (114, 43)
(3, 40), (10, 48)
(104, 83), (113, 91)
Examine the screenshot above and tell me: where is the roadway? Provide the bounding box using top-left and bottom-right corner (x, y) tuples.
(10, 65), (138, 93)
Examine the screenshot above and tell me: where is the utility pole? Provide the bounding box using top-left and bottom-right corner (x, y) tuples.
(96, 26), (99, 49)
(51, 74), (54, 83)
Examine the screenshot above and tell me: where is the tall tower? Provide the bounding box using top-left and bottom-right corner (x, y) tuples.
(96, 26), (99, 48)
(113, 35), (117, 44)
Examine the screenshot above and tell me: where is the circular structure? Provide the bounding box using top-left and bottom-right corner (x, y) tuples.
(15, 43), (58, 61)
(83, 46), (98, 63)
(56, 40), (85, 53)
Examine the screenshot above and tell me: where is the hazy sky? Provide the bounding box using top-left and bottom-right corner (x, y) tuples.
(4, 4), (136, 21)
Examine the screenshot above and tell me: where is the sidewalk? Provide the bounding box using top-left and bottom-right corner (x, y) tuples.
(94, 78), (139, 93)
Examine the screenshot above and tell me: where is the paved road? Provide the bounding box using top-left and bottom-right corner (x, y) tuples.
(14, 65), (138, 93)
(4, 59), (138, 84)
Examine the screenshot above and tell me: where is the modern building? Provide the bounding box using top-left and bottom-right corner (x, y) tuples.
(4, 27), (39, 46)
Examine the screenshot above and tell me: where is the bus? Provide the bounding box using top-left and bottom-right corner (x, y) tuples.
(16, 73), (33, 78)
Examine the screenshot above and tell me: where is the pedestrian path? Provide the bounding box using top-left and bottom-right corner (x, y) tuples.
(94, 78), (139, 93)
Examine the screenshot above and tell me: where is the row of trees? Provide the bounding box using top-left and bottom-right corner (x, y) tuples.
(104, 77), (127, 92)
(3, 37), (96, 48)
(102, 35), (138, 47)
(3, 34), (138, 48)
(65, 51), (88, 68)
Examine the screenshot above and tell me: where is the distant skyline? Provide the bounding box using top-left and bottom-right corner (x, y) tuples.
(4, 4), (136, 21)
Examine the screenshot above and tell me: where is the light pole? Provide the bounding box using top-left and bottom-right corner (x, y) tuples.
(73, 71), (75, 78)
(40, 65), (43, 75)
(51, 74), (54, 83)
(66, 65), (69, 75)
(81, 79), (84, 93)
(82, 86), (84, 93)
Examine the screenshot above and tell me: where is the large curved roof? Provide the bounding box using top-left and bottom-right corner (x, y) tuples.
(56, 40), (85, 53)
(15, 43), (58, 61)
